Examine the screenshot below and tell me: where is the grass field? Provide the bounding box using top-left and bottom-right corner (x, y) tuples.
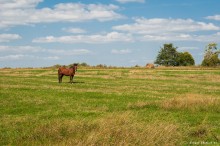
(0, 67), (220, 145)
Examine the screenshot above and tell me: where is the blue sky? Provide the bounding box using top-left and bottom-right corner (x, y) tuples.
(0, 0), (220, 67)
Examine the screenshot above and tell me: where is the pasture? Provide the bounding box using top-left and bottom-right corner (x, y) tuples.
(0, 67), (220, 145)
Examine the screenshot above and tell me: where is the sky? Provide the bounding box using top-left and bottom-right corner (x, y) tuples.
(0, 0), (220, 68)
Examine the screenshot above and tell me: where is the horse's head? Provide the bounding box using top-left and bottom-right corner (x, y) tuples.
(73, 63), (78, 72)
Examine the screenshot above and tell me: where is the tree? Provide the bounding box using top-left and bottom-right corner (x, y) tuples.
(80, 62), (89, 67)
(201, 43), (220, 67)
(155, 43), (179, 66)
(177, 52), (195, 66)
(155, 43), (195, 66)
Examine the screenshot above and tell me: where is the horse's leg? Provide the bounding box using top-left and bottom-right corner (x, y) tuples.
(60, 74), (63, 83)
(72, 75), (74, 83)
(70, 75), (73, 83)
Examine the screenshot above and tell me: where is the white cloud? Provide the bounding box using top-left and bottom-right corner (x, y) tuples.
(206, 15), (220, 21)
(194, 32), (220, 42)
(0, 54), (60, 61)
(111, 49), (131, 54)
(49, 49), (91, 56)
(113, 18), (219, 34)
(0, 54), (25, 61)
(0, 34), (22, 42)
(141, 32), (220, 42)
(33, 32), (133, 43)
(0, 0), (43, 9)
(142, 33), (193, 41)
(113, 18), (220, 42)
(0, 45), (91, 56)
(0, 45), (90, 61)
(116, 0), (145, 3)
(62, 28), (87, 34)
(0, 1), (124, 28)
(44, 56), (60, 60)
(0, 45), (45, 52)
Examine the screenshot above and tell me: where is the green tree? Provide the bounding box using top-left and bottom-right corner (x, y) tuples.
(177, 52), (195, 66)
(201, 43), (220, 67)
(155, 43), (179, 66)
(80, 62), (89, 67)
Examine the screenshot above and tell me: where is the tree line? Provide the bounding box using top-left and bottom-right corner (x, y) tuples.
(155, 43), (220, 67)
(51, 43), (219, 68)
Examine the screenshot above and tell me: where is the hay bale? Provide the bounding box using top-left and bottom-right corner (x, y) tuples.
(146, 63), (155, 69)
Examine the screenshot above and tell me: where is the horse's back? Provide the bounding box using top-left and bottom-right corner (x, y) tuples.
(58, 67), (74, 76)
(58, 67), (66, 74)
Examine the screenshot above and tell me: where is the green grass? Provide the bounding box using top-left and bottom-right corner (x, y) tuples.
(0, 67), (220, 145)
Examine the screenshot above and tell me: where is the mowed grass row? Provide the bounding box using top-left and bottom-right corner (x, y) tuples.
(0, 67), (219, 145)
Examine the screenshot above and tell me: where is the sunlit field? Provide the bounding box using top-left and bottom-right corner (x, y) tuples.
(0, 67), (219, 145)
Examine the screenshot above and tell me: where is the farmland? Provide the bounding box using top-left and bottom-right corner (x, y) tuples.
(0, 67), (220, 145)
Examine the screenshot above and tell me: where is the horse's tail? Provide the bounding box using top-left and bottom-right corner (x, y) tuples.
(58, 67), (62, 83)
(58, 68), (60, 75)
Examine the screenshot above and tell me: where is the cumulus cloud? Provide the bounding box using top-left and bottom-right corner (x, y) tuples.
(194, 32), (220, 42)
(0, 54), (25, 61)
(112, 18), (220, 42)
(116, 0), (145, 3)
(113, 18), (219, 34)
(111, 49), (131, 54)
(33, 32), (133, 43)
(206, 15), (220, 21)
(0, 1), (124, 28)
(62, 28), (87, 34)
(0, 34), (22, 42)
(0, 45), (91, 55)
(0, 0), (43, 9)
(44, 56), (60, 60)
(49, 49), (91, 56)
(0, 45), (45, 52)
(0, 45), (91, 62)
(141, 33), (194, 41)
(0, 54), (60, 61)
(141, 32), (220, 42)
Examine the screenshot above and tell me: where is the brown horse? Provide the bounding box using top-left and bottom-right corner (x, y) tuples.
(58, 64), (78, 83)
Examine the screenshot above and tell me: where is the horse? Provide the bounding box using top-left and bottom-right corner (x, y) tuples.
(58, 64), (78, 83)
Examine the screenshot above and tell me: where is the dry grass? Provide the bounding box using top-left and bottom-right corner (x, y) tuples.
(161, 94), (220, 112)
(127, 93), (220, 113)
(85, 113), (180, 146)
(15, 112), (181, 146)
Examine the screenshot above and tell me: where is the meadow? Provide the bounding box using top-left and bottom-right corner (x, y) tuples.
(0, 67), (220, 145)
